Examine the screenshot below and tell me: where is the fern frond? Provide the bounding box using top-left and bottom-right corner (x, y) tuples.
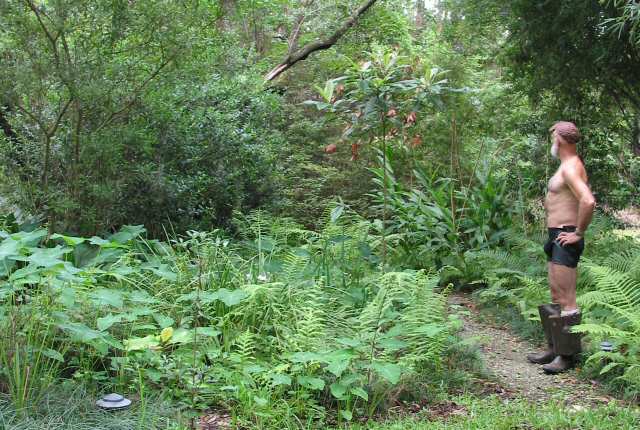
(572, 323), (629, 338)
(579, 264), (640, 312)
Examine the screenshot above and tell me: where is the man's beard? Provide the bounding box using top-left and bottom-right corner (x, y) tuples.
(550, 143), (559, 158)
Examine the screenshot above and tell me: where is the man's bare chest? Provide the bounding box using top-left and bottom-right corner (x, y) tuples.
(547, 170), (566, 194)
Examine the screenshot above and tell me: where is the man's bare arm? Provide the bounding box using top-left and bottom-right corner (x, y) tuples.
(563, 164), (596, 235)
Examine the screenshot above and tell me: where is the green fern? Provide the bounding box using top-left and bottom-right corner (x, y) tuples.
(575, 260), (640, 390)
(578, 264), (640, 318)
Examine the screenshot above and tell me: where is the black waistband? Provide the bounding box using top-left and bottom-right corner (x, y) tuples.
(548, 225), (577, 233)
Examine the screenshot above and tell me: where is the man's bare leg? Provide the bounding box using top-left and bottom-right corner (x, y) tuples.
(548, 262), (578, 312)
(548, 262), (561, 304)
(541, 262), (581, 373)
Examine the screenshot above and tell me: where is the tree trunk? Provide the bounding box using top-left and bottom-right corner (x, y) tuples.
(415, 0), (426, 30)
(42, 134), (51, 193)
(265, 0), (379, 82)
(217, 0), (236, 30)
(0, 104), (18, 142)
(633, 112), (640, 156)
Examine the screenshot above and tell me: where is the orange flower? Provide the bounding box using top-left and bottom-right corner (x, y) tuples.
(351, 142), (360, 161)
(324, 143), (338, 154)
(410, 135), (422, 148)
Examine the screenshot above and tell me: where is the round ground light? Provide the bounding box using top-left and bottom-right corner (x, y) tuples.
(96, 393), (132, 410)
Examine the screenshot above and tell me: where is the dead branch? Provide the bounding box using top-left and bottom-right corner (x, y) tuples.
(265, 0), (379, 82)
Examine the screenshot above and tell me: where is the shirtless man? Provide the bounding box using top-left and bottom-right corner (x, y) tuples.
(526, 121), (596, 374)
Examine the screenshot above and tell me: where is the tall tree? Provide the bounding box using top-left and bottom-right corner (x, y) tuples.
(497, 0), (640, 155)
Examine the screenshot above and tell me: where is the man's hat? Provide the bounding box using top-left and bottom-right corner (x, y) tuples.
(550, 121), (581, 144)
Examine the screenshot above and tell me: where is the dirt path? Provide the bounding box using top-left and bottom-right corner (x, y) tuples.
(449, 293), (617, 407)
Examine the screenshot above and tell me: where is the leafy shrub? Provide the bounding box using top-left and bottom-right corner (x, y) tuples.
(0, 208), (457, 426)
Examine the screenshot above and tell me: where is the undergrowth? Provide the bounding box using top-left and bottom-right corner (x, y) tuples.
(0, 207), (459, 428)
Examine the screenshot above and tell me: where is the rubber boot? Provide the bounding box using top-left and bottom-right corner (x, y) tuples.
(527, 303), (561, 364)
(543, 311), (582, 374)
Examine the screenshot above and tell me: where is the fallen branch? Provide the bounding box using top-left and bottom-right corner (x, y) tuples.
(264, 0), (379, 82)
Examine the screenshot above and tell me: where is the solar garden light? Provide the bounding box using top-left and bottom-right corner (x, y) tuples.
(600, 341), (614, 352)
(96, 393), (132, 410)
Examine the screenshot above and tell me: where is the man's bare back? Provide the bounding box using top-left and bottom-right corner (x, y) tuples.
(544, 156), (588, 228)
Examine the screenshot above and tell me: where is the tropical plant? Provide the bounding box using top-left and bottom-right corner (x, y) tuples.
(305, 46), (449, 268)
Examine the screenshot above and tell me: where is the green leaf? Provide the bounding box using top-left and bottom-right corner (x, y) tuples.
(340, 410), (353, 421)
(90, 248), (125, 266)
(168, 328), (193, 344)
(253, 396), (268, 408)
(166, 327), (218, 345)
(301, 100), (330, 110)
(57, 287), (76, 308)
(414, 324), (445, 337)
(371, 362), (402, 384)
(97, 314), (123, 331)
(0, 237), (21, 259)
(129, 290), (158, 304)
(271, 374), (292, 386)
(330, 205), (344, 223)
(326, 358), (350, 377)
(330, 382), (348, 399)
(58, 322), (103, 343)
(89, 288), (124, 308)
(109, 225), (146, 244)
(128, 306), (155, 317)
(336, 337), (362, 348)
(41, 348), (65, 362)
(600, 362), (621, 375)
(216, 288), (248, 306)
(289, 351), (322, 363)
(177, 291), (217, 303)
(378, 338), (408, 351)
(50, 234), (86, 246)
(153, 313), (175, 329)
(27, 246), (71, 268)
(328, 235), (351, 244)
(141, 261), (177, 281)
(297, 376), (325, 391)
(105, 264), (135, 280)
(245, 364), (266, 374)
(9, 263), (44, 284)
(12, 229), (47, 247)
(0, 258), (16, 277)
(350, 387), (368, 401)
(196, 327), (221, 338)
(73, 243), (99, 267)
(88, 236), (111, 247)
(124, 335), (160, 351)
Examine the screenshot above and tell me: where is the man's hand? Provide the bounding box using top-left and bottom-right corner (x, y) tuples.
(556, 231), (582, 246)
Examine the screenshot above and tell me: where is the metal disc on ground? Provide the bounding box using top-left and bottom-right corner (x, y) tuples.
(96, 393), (132, 410)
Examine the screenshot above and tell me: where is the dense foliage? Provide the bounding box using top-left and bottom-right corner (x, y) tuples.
(0, 209), (461, 427)
(1, 0), (640, 428)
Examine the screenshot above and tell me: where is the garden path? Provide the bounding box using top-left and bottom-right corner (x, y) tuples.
(449, 293), (618, 408)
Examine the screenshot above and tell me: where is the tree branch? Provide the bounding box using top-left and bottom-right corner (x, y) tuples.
(96, 55), (175, 132)
(24, 0), (60, 63)
(265, 0), (379, 82)
(287, 0), (315, 54)
(15, 103), (44, 130)
(47, 97), (73, 138)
